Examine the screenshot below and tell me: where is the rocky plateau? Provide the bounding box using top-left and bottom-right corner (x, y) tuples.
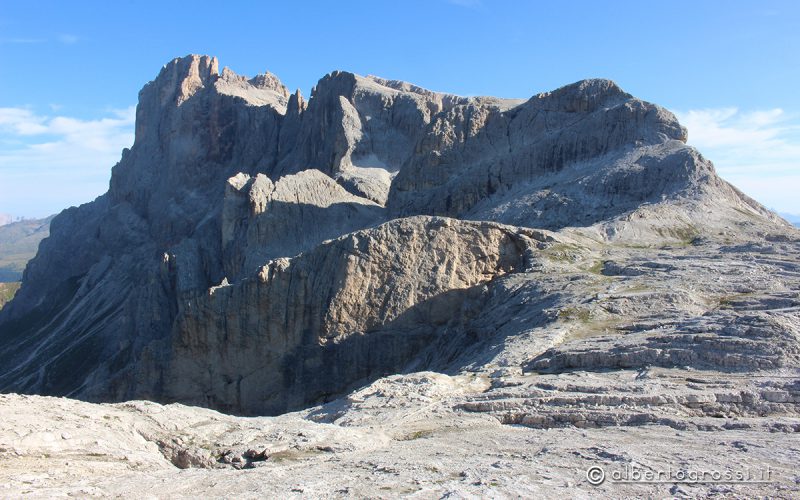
(0, 55), (798, 498)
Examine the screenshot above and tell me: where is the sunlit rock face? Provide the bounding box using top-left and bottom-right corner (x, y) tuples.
(0, 54), (791, 416)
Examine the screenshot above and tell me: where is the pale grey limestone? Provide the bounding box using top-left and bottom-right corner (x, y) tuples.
(0, 52), (799, 494)
(0, 54), (796, 443)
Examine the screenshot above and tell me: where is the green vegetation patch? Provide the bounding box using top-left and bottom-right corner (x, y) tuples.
(655, 224), (700, 246)
(542, 243), (585, 264)
(397, 429), (434, 441)
(717, 292), (755, 309)
(586, 260), (605, 274)
(557, 306), (591, 323)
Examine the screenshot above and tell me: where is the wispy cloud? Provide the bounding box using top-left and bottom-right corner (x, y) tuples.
(0, 107), (135, 216)
(0, 37), (46, 44)
(675, 107), (800, 214)
(0, 33), (80, 45)
(445, 0), (482, 8)
(57, 33), (79, 44)
(0, 108), (49, 135)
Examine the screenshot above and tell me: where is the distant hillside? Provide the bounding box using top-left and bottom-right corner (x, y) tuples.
(777, 212), (800, 226)
(0, 216), (53, 282)
(0, 282), (20, 310)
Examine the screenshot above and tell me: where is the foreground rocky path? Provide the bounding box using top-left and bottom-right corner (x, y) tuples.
(2, 229), (799, 498)
(1, 368), (798, 499)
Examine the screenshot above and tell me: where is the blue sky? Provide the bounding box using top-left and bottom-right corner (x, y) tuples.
(0, 0), (798, 217)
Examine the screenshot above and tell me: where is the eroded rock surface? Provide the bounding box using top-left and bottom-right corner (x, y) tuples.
(0, 54), (799, 497)
(169, 216), (535, 414)
(0, 54), (795, 421)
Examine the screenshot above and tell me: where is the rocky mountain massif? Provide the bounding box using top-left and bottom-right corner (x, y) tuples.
(0, 55), (798, 497)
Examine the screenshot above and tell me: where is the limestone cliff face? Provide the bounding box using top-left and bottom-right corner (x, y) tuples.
(169, 217), (535, 414)
(0, 55), (787, 414)
(389, 80), (688, 220)
(221, 169), (384, 281)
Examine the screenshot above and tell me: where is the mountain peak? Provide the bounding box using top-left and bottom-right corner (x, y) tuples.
(152, 54), (220, 105)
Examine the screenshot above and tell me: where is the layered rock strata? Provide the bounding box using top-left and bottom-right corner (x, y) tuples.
(0, 55), (792, 416)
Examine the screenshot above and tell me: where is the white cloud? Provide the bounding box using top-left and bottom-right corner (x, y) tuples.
(675, 107), (800, 214)
(0, 107), (135, 217)
(0, 108), (49, 135)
